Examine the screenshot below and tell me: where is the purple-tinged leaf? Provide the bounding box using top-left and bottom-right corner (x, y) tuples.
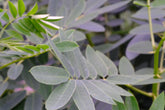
(97, 1), (131, 14)
(77, 21), (105, 32)
(126, 35), (150, 60)
(85, 0), (107, 13)
(107, 19), (124, 27)
(127, 41), (154, 54)
(132, 8), (165, 20)
(95, 34), (134, 53)
(130, 24), (165, 35)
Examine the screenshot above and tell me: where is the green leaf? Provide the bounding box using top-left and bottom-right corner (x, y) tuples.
(38, 20), (60, 30)
(24, 45), (40, 52)
(149, 92), (165, 110)
(152, 0), (165, 7)
(18, 0), (25, 16)
(0, 91), (26, 110)
(86, 60), (97, 79)
(18, 18), (36, 32)
(119, 56), (135, 75)
(12, 23), (30, 36)
(91, 80), (123, 103)
(56, 41), (79, 52)
(2, 13), (9, 22)
(47, 35), (75, 76)
(63, 48), (89, 78)
(8, 1), (17, 18)
(83, 80), (115, 104)
(7, 64), (23, 80)
(26, 33), (44, 44)
(5, 29), (23, 40)
(112, 101), (126, 110)
(127, 41), (154, 54)
(31, 19), (46, 33)
(46, 80), (76, 110)
(24, 93), (42, 110)
(30, 66), (70, 85)
(107, 75), (153, 85)
(73, 80), (95, 110)
(125, 95), (140, 110)
(38, 84), (51, 100)
(86, 45), (108, 77)
(16, 46), (34, 54)
(27, 3), (38, 15)
(133, 1), (148, 7)
(96, 51), (118, 75)
(72, 30), (86, 41)
(36, 44), (49, 51)
(0, 81), (8, 96)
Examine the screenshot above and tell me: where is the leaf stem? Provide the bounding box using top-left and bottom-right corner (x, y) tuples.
(152, 37), (165, 100)
(147, 0), (156, 49)
(125, 85), (153, 98)
(86, 34), (94, 47)
(0, 50), (48, 70)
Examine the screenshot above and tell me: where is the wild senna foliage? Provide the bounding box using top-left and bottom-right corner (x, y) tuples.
(0, 0), (165, 110)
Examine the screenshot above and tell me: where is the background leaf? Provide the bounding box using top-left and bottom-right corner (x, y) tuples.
(0, 91), (26, 110)
(24, 93), (42, 110)
(7, 64), (23, 80)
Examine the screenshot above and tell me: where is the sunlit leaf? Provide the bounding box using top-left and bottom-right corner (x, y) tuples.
(5, 29), (23, 40)
(56, 41), (79, 52)
(18, 0), (25, 16)
(86, 46), (108, 77)
(12, 23), (30, 36)
(73, 80), (95, 110)
(83, 80), (115, 104)
(119, 56), (135, 75)
(46, 80), (76, 110)
(27, 3), (38, 15)
(8, 1), (17, 18)
(30, 66), (70, 85)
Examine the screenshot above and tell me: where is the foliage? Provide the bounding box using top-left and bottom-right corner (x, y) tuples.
(0, 0), (165, 110)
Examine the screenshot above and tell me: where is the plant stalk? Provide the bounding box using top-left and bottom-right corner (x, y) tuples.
(147, 0), (156, 49)
(0, 50), (48, 70)
(125, 85), (153, 98)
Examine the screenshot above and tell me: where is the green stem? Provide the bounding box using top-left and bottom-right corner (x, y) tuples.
(0, 50), (49, 70)
(125, 85), (153, 98)
(152, 38), (165, 100)
(86, 34), (94, 47)
(153, 37), (165, 76)
(160, 42), (165, 71)
(147, 0), (156, 49)
(0, 19), (15, 38)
